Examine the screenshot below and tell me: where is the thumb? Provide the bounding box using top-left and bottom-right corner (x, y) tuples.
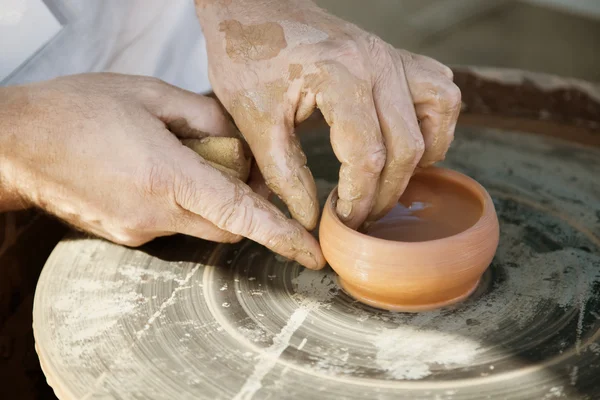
(140, 79), (237, 139)
(173, 147), (325, 270)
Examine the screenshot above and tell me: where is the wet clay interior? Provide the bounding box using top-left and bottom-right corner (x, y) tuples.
(319, 167), (500, 312)
(365, 169), (483, 242)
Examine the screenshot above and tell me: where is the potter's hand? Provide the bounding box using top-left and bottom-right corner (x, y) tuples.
(0, 73), (324, 269)
(196, 0), (461, 229)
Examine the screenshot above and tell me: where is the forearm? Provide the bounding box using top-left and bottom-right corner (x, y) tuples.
(0, 86), (32, 211)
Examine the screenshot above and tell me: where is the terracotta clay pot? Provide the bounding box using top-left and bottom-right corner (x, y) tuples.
(319, 167), (499, 312)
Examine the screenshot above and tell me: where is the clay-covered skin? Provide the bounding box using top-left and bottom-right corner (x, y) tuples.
(319, 168), (500, 312)
(0, 74), (325, 269)
(219, 20), (287, 62)
(195, 0), (462, 230)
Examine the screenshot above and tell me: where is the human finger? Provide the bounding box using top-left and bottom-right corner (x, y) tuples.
(312, 62), (386, 229)
(228, 89), (319, 230)
(173, 210), (243, 243)
(403, 62), (462, 167)
(413, 54), (454, 79)
(173, 147), (325, 269)
(140, 78), (238, 139)
(247, 161), (271, 200)
(368, 60), (424, 221)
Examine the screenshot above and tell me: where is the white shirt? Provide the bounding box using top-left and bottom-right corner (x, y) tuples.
(1, 0), (211, 93)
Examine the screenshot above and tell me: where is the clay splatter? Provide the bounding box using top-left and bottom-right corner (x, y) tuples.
(219, 20), (287, 62)
(375, 327), (480, 380)
(232, 268), (339, 399)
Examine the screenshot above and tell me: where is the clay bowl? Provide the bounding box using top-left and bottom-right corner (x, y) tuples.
(319, 167), (499, 312)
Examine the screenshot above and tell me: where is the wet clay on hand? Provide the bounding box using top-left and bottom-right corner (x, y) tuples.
(319, 167), (499, 312)
(0, 73), (324, 269)
(195, 0), (462, 232)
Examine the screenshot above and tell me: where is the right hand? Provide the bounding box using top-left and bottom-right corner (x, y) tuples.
(197, 1), (462, 230)
(0, 73), (325, 269)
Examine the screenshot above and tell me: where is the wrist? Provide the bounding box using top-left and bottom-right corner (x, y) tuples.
(0, 86), (32, 211)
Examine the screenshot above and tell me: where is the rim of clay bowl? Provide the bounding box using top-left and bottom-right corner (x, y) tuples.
(324, 167), (496, 247)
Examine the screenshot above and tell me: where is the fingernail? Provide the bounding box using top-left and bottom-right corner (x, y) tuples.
(336, 199), (353, 221)
(295, 166), (319, 230)
(359, 220), (373, 233)
(296, 249), (325, 270)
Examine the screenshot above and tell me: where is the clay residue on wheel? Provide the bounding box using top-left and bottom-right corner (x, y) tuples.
(219, 20), (287, 62)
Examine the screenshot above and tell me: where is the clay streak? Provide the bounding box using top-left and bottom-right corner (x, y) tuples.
(575, 285), (587, 355)
(297, 337), (307, 351)
(233, 302), (316, 400)
(81, 264), (202, 399)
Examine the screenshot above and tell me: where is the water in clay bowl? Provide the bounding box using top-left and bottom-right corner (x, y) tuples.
(319, 167), (500, 312)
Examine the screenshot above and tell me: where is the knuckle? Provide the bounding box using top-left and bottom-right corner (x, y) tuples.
(368, 37), (396, 82)
(223, 234), (243, 244)
(212, 199), (238, 229)
(367, 35), (390, 61)
(394, 135), (425, 167)
(360, 145), (387, 175)
(441, 81), (462, 111)
(216, 203), (249, 234)
(204, 98), (231, 132)
(398, 49), (416, 65)
(416, 54), (454, 79)
(122, 213), (156, 232)
(141, 161), (175, 197)
(175, 175), (200, 211)
(325, 39), (370, 74)
(208, 186), (256, 234)
(138, 76), (168, 100)
(441, 65), (454, 80)
(336, 39), (362, 60)
(204, 97), (224, 117)
(112, 231), (149, 247)
(140, 75), (164, 87)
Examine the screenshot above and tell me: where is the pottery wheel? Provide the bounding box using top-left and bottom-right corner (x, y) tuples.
(33, 118), (600, 399)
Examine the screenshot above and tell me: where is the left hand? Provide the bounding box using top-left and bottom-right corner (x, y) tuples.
(196, 0), (461, 230)
(0, 73), (325, 269)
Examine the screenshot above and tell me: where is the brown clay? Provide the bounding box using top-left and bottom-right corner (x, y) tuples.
(288, 64), (303, 81)
(319, 167), (499, 312)
(219, 20), (287, 62)
(229, 80), (319, 230)
(182, 137), (252, 182)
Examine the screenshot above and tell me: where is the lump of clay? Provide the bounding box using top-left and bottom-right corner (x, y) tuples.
(182, 137), (252, 182)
